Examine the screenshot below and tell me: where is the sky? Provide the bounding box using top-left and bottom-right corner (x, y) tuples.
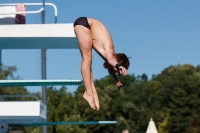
(1, 0), (200, 93)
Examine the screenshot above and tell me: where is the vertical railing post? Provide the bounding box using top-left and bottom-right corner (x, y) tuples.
(41, 1), (47, 133)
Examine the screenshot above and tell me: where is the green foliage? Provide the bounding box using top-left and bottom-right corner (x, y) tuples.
(0, 64), (29, 97)
(154, 64), (200, 133)
(1, 63), (200, 133)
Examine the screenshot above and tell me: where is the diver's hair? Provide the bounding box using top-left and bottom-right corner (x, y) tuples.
(115, 53), (130, 69)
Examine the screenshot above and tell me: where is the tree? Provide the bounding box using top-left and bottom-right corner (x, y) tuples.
(154, 64), (200, 133)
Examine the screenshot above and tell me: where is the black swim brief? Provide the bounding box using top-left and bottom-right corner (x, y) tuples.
(73, 17), (90, 29)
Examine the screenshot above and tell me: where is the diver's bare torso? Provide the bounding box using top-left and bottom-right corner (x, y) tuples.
(87, 18), (116, 60)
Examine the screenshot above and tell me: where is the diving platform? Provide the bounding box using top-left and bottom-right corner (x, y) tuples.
(0, 79), (83, 86)
(0, 101), (46, 120)
(0, 23), (78, 49)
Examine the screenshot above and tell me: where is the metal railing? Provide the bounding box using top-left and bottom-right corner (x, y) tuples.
(0, 3), (57, 23)
(0, 95), (39, 101)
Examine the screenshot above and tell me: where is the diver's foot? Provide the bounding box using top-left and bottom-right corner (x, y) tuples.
(83, 92), (96, 110)
(93, 92), (100, 110)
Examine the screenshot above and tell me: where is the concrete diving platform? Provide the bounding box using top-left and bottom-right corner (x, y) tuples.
(0, 101), (47, 119)
(0, 23), (78, 49)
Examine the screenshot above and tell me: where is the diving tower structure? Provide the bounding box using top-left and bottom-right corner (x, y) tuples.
(0, 2), (78, 133)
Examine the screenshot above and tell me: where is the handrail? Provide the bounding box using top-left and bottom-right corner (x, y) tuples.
(0, 3), (57, 23)
(0, 95), (39, 101)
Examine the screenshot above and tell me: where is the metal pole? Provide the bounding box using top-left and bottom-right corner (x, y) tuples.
(0, 49), (2, 64)
(41, 0), (47, 133)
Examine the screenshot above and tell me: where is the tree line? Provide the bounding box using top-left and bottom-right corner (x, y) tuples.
(0, 64), (200, 133)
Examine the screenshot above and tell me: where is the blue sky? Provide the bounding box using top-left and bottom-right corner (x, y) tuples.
(1, 0), (200, 93)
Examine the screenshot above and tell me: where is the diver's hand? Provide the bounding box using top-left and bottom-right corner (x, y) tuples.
(118, 66), (127, 76)
(116, 81), (122, 91)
